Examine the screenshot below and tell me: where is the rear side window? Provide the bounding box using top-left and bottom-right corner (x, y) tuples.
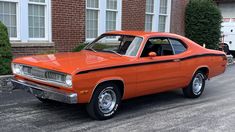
(141, 38), (174, 57)
(169, 39), (187, 54)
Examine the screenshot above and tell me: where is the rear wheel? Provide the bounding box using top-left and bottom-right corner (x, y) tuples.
(230, 51), (235, 58)
(223, 44), (230, 55)
(86, 82), (121, 120)
(183, 71), (206, 98)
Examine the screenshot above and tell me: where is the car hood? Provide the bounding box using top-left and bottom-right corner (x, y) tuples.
(13, 50), (132, 75)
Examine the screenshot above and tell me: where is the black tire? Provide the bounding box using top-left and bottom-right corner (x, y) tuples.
(183, 71), (206, 98)
(230, 51), (235, 58)
(223, 44), (230, 55)
(86, 82), (121, 120)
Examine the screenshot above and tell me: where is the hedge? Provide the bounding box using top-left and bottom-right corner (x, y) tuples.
(185, 0), (222, 49)
(72, 44), (86, 52)
(0, 21), (12, 75)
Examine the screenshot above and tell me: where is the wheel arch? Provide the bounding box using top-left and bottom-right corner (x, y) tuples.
(223, 43), (230, 48)
(222, 43), (230, 54)
(88, 78), (125, 103)
(193, 66), (210, 79)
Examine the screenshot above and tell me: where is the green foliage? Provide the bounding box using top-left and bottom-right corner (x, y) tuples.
(72, 43), (86, 52)
(185, 0), (222, 49)
(39, 49), (57, 55)
(72, 43), (117, 52)
(0, 21), (12, 75)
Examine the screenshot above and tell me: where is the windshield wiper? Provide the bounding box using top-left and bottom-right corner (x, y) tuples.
(85, 48), (97, 52)
(102, 50), (122, 56)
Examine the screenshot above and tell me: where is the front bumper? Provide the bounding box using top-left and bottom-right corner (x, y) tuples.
(11, 78), (78, 104)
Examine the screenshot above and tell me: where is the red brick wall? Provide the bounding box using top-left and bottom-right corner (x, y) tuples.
(12, 46), (55, 58)
(122, 0), (146, 31)
(121, 0), (188, 34)
(52, 0), (86, 52)
(170, 0), (188, 35)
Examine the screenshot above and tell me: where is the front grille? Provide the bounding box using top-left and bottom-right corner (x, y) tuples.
(45, 72), (66, 82)
(21, 65), (65, 83)
(22, 66), (46, 79)
(31, 68), (46, 79)
(22, 66), (32, 75)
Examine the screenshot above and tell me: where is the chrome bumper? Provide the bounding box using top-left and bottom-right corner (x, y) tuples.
(11, 78), (78, 104)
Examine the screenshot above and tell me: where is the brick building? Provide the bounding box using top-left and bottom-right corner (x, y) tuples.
(0, 0), (188, 57)
(215, 0), (235, 21)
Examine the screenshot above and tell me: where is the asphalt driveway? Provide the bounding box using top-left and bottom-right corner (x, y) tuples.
(0, 65), (235, 132)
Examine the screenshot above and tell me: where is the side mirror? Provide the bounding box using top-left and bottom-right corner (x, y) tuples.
(148, 52), (157, 58)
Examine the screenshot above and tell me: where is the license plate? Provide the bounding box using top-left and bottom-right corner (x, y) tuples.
(29, 88), (44, 97)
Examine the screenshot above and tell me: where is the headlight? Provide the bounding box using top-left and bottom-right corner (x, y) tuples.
(65, 75), (72, 87)
(12, 63), (23, 75)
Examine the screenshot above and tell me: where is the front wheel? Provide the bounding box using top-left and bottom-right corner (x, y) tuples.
(86, 83), (121, 120)
(183, 71), (206, 98)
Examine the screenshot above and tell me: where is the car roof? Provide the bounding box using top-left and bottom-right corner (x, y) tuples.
(104, 30), (203, 50)
(104, 30), (183, 38)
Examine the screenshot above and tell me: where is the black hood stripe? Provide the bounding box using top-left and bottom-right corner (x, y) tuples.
(76, 53), (225, 75)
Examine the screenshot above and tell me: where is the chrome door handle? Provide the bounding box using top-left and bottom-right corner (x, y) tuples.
(174, 59), (181, 62)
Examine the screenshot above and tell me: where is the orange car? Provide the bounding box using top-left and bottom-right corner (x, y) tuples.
(11, 31), (227, 120)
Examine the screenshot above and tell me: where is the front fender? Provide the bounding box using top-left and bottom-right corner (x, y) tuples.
(88, 77), (125, 102)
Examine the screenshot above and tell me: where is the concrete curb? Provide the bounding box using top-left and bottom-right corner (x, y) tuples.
(0, 75), (14, 92)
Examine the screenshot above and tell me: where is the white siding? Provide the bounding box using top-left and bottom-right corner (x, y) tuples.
(218, 3), (235, 18)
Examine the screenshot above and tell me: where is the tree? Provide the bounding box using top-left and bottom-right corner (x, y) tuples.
(0, 21), (13, 75)
(185, 0), (222, 49)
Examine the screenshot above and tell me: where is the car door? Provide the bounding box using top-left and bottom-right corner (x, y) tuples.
(135, 37), (186, 95)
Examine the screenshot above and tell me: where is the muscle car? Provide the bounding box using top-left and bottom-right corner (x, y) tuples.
(11, 31), (227, 120)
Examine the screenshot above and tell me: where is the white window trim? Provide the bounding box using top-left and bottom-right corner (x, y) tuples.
(86, 0), (122, 42)
(28, 0), (51, 41)
(0, 0), (20, 40)
(0, 0), (52, 42)
(159, 0), (171, 32)
(146, 0), (171, 32)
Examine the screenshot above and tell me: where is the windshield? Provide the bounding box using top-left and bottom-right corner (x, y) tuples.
(85, 35), (143, 56)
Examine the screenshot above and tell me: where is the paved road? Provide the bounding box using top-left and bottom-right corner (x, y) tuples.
(0, 65), (235, 132)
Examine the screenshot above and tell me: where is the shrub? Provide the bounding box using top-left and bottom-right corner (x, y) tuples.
(185, 0), (222, 49)
(39, 49), (57, 55)
(0, 21), (12, 75)
(72, 43), (115, 52)
(72, 43), (86, 52)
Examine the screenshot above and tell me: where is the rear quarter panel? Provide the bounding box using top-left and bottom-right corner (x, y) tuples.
(182, 53), (226, 86)
(208, 53), (227, 78)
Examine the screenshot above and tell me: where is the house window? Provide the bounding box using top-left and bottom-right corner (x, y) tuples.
(158, 0), (168, 32)
(86, 0), (99, 39)
(0, 1), (17, 38)
(29, 0), (46, 38)
(86, 0), (122, 41)
(106, 0), (117, 32)
(145, 0), (171, 32)
(145, 0), (154, 32)
(0, 0), (51, 42)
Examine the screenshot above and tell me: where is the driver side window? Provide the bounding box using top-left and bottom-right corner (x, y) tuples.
(141, 38), (174, 57)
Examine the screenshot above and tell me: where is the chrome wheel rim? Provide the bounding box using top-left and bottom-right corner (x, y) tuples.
(98, 87), (117, 114)
(193, 73), (204, 95)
